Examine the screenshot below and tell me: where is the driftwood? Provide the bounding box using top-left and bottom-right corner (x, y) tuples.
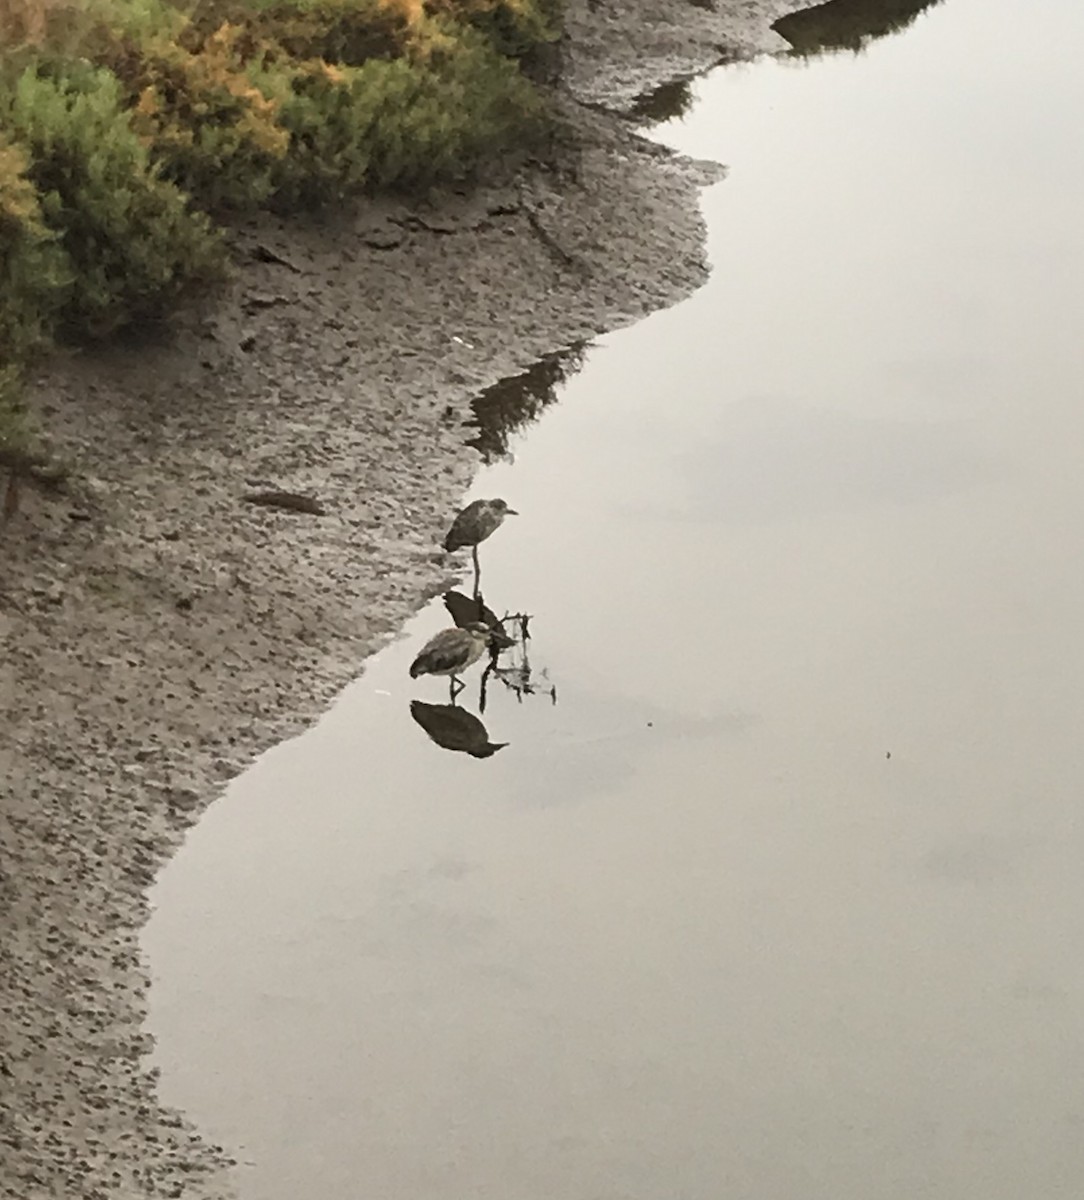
(241, 490), (326, 516)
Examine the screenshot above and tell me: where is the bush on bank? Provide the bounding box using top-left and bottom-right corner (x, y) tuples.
(0, 0), (559, 440)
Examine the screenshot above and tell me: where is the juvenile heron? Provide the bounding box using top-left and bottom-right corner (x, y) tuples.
(443, 499), (518, 593)
(409, 621), (492, 698)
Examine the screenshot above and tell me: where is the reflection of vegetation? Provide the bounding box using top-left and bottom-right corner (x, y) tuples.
(773, 0), (944, 56)
(468, 342), (587, 463)
(627, 77), (695, 126)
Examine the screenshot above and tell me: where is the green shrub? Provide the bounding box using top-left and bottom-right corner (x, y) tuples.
(0, 65), (224, 336)
(0, 131), (69, 363)
(271, 24), (545, 203)
(0, 365), (29, 454)
(375, 26), (546, 186)
(454, 0), (563, 65)
(115, 25), (291, 212)
(0, 0), (556, 379)
(185, 0), (411, 65)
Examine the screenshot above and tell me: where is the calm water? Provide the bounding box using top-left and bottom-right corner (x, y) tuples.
(144, 2), (1084, 1196)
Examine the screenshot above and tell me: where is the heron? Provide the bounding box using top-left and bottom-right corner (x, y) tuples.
(443, 498), (518, 595)
(409, 621), (493, 698)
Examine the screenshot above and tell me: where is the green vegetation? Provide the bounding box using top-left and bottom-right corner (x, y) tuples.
(1, 366), (30, 457)
(0, 0), (560, 435)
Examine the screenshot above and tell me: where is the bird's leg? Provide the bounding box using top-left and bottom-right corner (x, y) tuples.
(450, 675), (464, 703)
(472, 545), (481, 599)
(479, 661), (493, 714)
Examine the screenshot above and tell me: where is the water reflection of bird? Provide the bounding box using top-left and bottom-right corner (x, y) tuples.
(409, 622), (492, 697)
(410, 701), (507, 758)
(443, 590), (516, 649)
(444, 499), (517, 590)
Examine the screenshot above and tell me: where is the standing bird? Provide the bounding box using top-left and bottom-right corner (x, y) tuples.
(409, 622), (493, 698)
(443, 498), (518, 595)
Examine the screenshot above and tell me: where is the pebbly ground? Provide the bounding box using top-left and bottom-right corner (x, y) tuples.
(0, 2), (806, 1197)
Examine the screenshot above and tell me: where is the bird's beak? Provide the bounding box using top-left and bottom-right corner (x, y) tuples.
(506, 508), (519, 516)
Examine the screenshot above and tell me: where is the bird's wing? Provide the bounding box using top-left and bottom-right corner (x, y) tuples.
(443, 501), (482, 550)
(412, 629), (470, 675)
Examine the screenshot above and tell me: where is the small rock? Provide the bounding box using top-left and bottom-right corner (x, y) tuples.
(242, 292), (289, 313)
(32, 583), (64, 605)
(360, 229), (404, 251)
(165, 786), (201, 811)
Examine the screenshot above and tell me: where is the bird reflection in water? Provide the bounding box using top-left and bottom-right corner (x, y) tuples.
(443, 589), (515, 649)
(409, 701), (508, 758)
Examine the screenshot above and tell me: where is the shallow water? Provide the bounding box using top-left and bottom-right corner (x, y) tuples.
(144, 2), (1084, 1196)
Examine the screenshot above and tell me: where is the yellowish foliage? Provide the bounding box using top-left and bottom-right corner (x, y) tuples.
(121, 28), (289, 162)
(133, 85), (158, 118)
(0, 0), (551, 372)
(314, 59), (347, 84)
(0, 137), (43, 232)
(378, 0), (424, 30)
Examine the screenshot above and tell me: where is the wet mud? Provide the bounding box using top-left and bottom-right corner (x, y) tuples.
(0, 2), (810, 1197)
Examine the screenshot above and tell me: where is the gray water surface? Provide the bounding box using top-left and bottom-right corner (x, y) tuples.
(144, 2), (1084, 1196)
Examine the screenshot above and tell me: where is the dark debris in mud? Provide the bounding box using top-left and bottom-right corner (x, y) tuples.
(241, 490), (328, 516)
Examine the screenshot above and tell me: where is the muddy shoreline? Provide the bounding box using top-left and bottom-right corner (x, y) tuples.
(1, 3), (805, 1197)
